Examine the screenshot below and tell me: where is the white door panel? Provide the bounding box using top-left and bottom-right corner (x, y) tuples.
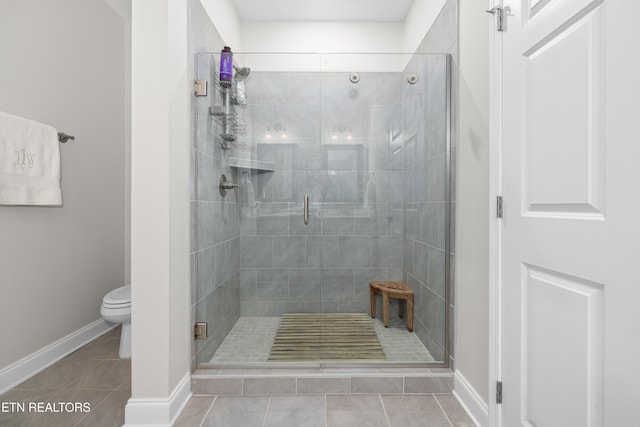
(522, 6), (604, 218)
(521, 264), (603, 427)
(499, 0), (640, 426)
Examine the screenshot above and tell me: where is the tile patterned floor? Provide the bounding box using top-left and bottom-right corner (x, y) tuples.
(0, 324), (474, 427)
(0, 326), (130, 427)
(210, 316), (435, 364)
(175, 393), (477, 427)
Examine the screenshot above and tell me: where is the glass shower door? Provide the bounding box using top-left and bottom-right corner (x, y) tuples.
(191, 53), (451, 367)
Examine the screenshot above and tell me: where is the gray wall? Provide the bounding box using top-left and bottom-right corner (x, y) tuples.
(238, 71), (404, 317)
(190, 0), (241, 366)
(455, 0), (490, 403)
(0, 0), (128, 369)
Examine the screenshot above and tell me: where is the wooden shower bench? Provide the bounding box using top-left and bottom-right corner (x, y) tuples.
(369, 281), (414, 332)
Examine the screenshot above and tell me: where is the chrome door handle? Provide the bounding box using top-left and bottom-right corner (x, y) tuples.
(304, 194), (309, 225)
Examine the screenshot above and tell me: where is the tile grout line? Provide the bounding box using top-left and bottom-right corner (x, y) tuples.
(198, 395), (217, 427)
(262, 395), (272, 427)
(72, 388), (118, 427)
(378, 393), (392, 427)
(433, 394), (455, 427)
(324, 393), (328, 427)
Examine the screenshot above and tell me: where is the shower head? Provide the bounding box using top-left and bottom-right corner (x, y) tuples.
(233, 65), (251, 81)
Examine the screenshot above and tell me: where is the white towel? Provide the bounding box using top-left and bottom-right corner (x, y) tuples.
(0, 111), (62, 205)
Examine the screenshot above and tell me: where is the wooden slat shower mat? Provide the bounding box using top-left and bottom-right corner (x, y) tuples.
(269, 313), (386, 361)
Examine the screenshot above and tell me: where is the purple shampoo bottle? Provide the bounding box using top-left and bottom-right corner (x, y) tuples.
(220, 46), (233, 87)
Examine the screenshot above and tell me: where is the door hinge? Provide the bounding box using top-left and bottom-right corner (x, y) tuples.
(194, 322), (208, 339)
(193, 79), (208, 97)
(486, 6), (504, 32)
(496, 381), (503, 404)
(496, 195), (503, 219)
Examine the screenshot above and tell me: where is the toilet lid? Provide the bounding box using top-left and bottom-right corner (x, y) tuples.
(103, 286), (131, 305)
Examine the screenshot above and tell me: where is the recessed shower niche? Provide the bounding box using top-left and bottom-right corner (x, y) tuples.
(191, 52), (452, 368)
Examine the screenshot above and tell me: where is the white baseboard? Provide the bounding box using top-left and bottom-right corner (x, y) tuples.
(0, 318), (115, 395)
(453, 370), (489, 427)
(124, 372), (192, 426)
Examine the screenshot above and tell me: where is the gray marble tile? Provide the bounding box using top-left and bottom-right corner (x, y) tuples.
(297, 378), (350, 394)
(290, 206), (322, 235)
(213, 241), (230, 289)
(75, 390), (130, 427)
(245, 105), (274, 139)
(321, 269), (355, 301)
(381, 394), (450, 427)
(354, 213), (388, 236)
(322, 217), (355, 235)
(240, 215), (258, 236)
(289, 272), (322, 301)
(403, 238), (414, 276)
(371, 235), (402, 268)
(257, 215), (289, 236)
(326, 394), (388, 427)
(404, 204), (419, 240)
(350, 377), (403, 394)
(264, 395), (325, 427)
(338, 236), (371, 268)
(195, 150), (215, 201)
(243, 377), (296, 395)
(192, 378), (243, 395)
(273, 105), (307, 139)
(256, 269), (289, 300)
(435, 394), (477, 426)
(404, 376), (453, 394)
(240, 269), (257, 301)
(428, 247), (446, 298)
(174, 396), (216, 427)
(306, 236), (339, 268)
(14, 358), (95, 390)
(195, 201), (215, 250)
(308, 170), (358, 203)
(273, 236), (306, 268)
(64, 332), (120, 361)
(428, 154), (446, 202)
(258, 72), (290, 105)
(67, 359), (131, 390)
(290, 73), (321, 105)
(414, 241), (429, 285)
(240, 236), (273, 268)
(196, 246), (215, 299)
(202, 395), (270, 427)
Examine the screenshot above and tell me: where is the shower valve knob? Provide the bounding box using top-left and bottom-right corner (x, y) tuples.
(219, 174), (240, 196)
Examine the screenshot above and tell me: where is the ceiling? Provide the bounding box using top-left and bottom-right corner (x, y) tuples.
(232, 0), (414, 22)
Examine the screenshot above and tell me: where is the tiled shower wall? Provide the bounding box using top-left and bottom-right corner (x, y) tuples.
(235, 56), (451, 365)
(409, 0), (458, 365)
(238, 71), (405, 316)
(189, 0), (458, 367)
(402, 55), (449, 362)
(190, 0), (241, 366)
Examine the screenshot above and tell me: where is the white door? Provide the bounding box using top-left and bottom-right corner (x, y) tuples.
(499, 0), (640, 426)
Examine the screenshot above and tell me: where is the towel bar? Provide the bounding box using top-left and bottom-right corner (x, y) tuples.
(57, 132), (75, 143)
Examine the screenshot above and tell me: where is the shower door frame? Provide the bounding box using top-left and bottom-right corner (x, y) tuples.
(192, 52), (453, 369)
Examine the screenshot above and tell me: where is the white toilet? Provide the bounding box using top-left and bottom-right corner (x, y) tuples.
(100, 285), (131, 359)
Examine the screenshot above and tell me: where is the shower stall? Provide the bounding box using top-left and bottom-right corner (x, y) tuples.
(191, 52), (451, 368)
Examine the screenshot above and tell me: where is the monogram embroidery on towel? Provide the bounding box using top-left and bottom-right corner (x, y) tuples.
(14, 149), (36, 169)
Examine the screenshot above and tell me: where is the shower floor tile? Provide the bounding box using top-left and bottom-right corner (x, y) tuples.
(209, 316), (434, 364)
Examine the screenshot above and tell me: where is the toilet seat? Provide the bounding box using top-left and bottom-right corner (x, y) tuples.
(100, 285), (132, 358)
(103, 286), (131, 308)
(102, 302), (131, 309)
